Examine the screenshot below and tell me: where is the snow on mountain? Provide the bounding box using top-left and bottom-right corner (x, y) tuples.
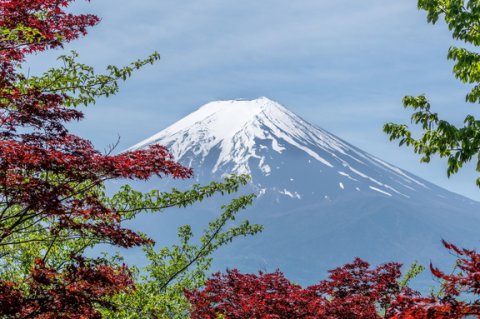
(131, 97), (335, 174)
(128, 97), (480, 288)
(130, 97), (433, 201)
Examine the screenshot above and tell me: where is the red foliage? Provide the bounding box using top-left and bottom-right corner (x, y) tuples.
(188, 242), (480, 319)
(0, 0), (192, 317)
(0, 257), (134, 318)
(185, 259), (414, 319)
(0, 0), (192, 248)
(13, 257), (133, 319)
(309, 258), (416, 319)
(0, 9), (192, 244)
(390, 240), (480, 319)
(186, 269), (318, 319)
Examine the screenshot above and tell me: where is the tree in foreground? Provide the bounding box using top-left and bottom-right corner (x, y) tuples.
(101, 180), (261, 319)
(186, 259), (412, 319)
(382, 1), (480, 316)
(0, 1), (261, 318)
(186, 241), (480, 318)
(384, 0), (480, 186)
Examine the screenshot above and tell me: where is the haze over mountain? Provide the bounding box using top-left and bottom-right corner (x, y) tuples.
(129, 97), (480, 286)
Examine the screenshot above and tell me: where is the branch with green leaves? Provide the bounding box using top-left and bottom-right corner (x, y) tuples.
(101, 182), (262, 319)
(15, 50), (160, 107)
(384, 0), (480, 187)
(0, 174), (262, 318)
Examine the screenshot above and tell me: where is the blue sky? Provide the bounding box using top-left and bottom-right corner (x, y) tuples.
(28, 0), (480, 200)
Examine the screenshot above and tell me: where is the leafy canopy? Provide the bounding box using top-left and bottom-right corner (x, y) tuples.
(384, 0), (480, 186)
(0, 0), (261, 317)
(186, 241), (480, 318)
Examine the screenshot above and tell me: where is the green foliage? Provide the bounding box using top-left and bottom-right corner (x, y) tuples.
(384, 0), (480, 187)
(101, 178), (262, 319)
(15, 50), (160, 107)
(399, 261), (425, 288)
(418, 0), (480, 45)
(0, 174), (261, 318)
(1, 25), (45, 44)
(108, 174), (253, 221)
(0, 2), (260, 315)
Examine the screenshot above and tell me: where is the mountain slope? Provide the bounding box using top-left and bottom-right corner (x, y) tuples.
(129, 97), (480, 286)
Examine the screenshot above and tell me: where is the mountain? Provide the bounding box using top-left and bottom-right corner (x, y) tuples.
(128, 97), (480, 286)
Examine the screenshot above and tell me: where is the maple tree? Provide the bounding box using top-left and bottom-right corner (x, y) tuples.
(0, 0), (184, 317)
(187, 240), (480, 319)
(0, 0), (190, 250)
(389, 240), (480, 319)
(0, 0), (262, 317)
(185, 259), (415, 319)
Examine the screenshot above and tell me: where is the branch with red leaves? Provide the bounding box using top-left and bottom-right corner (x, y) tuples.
(0, 1), (193, 317)
(185, 259), (415, 319)
(187, 241), (480, 319)
(0, 257), (133, 319)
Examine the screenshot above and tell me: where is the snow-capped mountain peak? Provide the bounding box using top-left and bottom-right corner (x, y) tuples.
(130, 97), (350, 171)
(130, 97), (318, 173)
(131, 97), (291, 153)
(129, 97), (433, 200)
